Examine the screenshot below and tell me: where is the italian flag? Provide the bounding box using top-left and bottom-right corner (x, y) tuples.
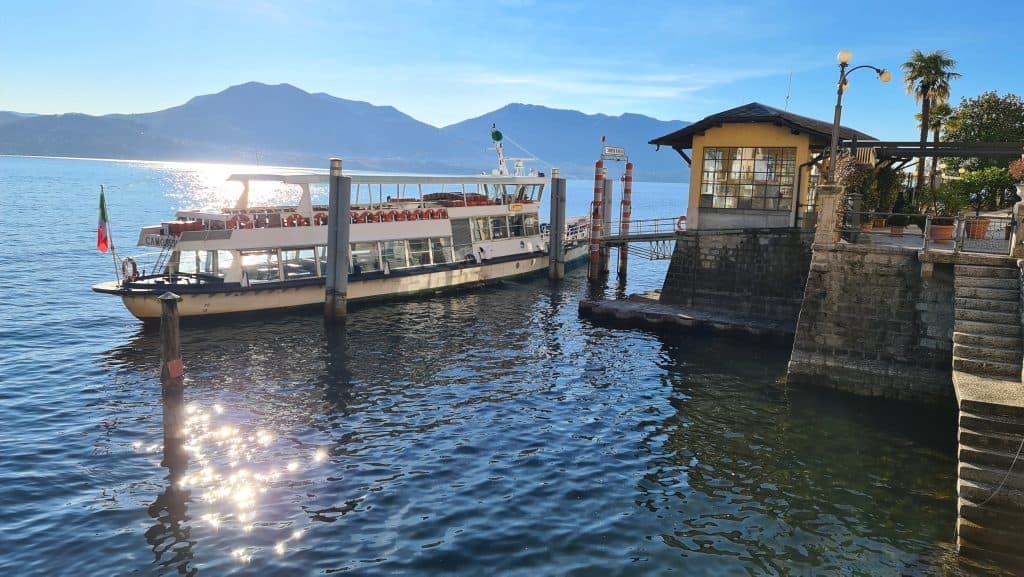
(97, 186), (112, 253)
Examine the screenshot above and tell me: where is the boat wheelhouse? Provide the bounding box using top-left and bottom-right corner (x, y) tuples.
(93, 170), (590, 321)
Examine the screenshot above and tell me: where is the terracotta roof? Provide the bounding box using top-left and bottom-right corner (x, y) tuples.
(649, 102), (877, 150)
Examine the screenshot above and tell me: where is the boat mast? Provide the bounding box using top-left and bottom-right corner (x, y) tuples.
(491, 124), (509, 176)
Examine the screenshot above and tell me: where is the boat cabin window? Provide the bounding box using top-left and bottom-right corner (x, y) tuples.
(489, 217), (509, 240)
(469, 215), (539, 242)
(382, 240), (410, 270)
(281, 248), (317, 279)
(177, 250), (232, 276)
(431, 238), (452, 264)
(470, 218), (491, 242)
(316, 246), (328, 275)
(351, 242), (381, 273)
(240, 250), (281, 283)
(407, 239), (431, 266)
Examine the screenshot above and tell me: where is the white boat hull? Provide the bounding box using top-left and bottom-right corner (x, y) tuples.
(104, 246), (587, 321)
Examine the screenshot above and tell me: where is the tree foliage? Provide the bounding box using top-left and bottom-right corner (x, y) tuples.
(901, 49), (960, 202)
(962, 167), (1015, 215)
(944, 91), (1024, 170)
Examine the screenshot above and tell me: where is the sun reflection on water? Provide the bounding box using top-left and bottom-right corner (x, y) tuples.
(138, 402), (327, 566)
(156, 161), (327, 211)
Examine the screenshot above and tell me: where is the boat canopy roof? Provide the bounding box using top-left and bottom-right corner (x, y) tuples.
(227, 171), (548, 187)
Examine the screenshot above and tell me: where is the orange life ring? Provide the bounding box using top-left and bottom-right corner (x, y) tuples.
(286, 214), (309, 227)
(356, 211), (368, 224)
(396, 210), (409, 222)
(313, 212), (328, 226)
(121, 257), (139, 282)
(407, 209), (420, 221)
(227, 214), (253, 229)
(381, 210), (395, 222)
(675, 215), (687, 232)
(436, 208), (448, 219)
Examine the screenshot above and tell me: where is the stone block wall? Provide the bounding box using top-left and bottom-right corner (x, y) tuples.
(787, 243), (955, 403)
(660, 228), (814, 324)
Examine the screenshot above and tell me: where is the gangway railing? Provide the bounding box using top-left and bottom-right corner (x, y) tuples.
(606, 217), (683, 238)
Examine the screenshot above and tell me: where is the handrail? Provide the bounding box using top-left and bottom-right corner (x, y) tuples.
(607, 217), (682, 237)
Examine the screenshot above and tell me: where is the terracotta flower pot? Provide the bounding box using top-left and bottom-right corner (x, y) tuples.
(965, 219), (990, 240)
(929, 224), (955, 244)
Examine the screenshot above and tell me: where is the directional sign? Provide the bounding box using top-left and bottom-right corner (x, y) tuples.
(601, 146), (627, 161)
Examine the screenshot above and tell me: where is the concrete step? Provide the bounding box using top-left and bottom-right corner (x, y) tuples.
(953, 343), (1023, 364)
(954, 297), (1021, 314)
(955, 320), (1022, 338)
(956, 265), (1020, 279)
(957, 539), (1024, 574)
(960, 497), (1024, 533)
(957, 517), (1024, 558)
(953, 357), (1022, 377)
(955, 308), (1021, 325)
(954, 286), (1019, 301)
(960, 428), (1024, 455)
(962, 399), (1024, 421)
(959, 462), (1024, 493)
(961, 411), (1024, 437)
(954, 332), (1023, 350)
(957, 275), (1020, 290)
(958, 478), (1024, 512)
(961, 446), (1022, 471)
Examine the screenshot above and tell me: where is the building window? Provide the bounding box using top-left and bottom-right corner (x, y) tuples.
(700, 147), (796, 210)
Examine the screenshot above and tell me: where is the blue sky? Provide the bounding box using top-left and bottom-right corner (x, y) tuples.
(2, 0), (1021, 140)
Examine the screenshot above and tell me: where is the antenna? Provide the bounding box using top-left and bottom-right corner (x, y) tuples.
(784, 72), (793, 111)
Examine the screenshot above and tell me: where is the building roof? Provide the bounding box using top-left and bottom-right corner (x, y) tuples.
(649, 102), (877, 150)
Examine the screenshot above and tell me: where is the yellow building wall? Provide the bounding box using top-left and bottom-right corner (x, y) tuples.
(688, 123), (813, 229)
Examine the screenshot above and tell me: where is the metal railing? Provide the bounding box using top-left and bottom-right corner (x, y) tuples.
(837, 210), (1015, 255)
(606, 217), (683, 237)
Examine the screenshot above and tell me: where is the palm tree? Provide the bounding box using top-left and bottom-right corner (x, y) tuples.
(916, 102), (953, 205)
(901, 49), (960, 205)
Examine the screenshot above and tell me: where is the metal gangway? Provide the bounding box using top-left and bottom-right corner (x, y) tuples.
(600, 217), (684, 260)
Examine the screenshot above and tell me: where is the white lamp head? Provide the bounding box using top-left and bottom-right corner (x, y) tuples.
(837, 50), (853, 64)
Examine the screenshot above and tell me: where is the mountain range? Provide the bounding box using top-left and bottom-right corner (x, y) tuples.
(0, 82), (690, 180)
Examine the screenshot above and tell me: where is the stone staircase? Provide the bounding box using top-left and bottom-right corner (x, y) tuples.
(952, 263), (1024, 571)
(953, 264), (1022, 378)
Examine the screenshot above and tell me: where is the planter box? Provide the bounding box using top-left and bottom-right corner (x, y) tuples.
(930, 224), (955, 244)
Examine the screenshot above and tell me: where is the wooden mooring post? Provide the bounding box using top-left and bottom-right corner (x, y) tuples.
(618, 162), (633, 280)
(548, 168), (566, 280)
(601, 173), (613, 275)
(589, 159), (604, 281)
(158, 292), (186, 469)
(324, 158), (352, 322)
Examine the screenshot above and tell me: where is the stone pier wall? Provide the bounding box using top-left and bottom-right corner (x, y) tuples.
(787, 243), (955, 403)
(660, 229), (814, 325)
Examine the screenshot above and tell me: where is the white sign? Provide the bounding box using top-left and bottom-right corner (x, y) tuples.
(601, 146), (627, 161)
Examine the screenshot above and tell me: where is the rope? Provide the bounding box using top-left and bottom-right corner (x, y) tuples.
(501, 134), (554, 170)
(975, 434), (1024, 507)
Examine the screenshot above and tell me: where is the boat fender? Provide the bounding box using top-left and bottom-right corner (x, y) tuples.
(121, 257), (139, 283)
(675, 215), (687, 232)
(313, 212), (328, 226)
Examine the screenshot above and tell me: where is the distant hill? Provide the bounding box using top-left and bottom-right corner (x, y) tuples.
(0, 82), (689, 179)
(443, 103), (688, 181)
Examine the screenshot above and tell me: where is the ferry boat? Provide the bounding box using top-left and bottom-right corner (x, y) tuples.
(92, 156), (590, 321)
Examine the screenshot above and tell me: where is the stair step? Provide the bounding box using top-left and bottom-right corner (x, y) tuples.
(955, 320), (1022, 338)
(954, 332), (1023, 350)
(955, 308), (1021, 324)
(960, 411), (1024, 437)
(959, 497), (1024, 533)
(960, 428), (1024, 455)
(957, 516), (1024, 557)
(961, 399), (1024, 421)
(957, 275), (1020, 289)
(961, 446), (1023, 470)
(953, 357), (1021, 377)
(957, 539), (1024, 573)
(958, 478), (1024, 512)
(954, 286), (1019, 301)
(955, 297), (1020, 314)
(953, 343), (1022, 364)
(959, 461), (1024, 492)
(956, 265), (1020, 279)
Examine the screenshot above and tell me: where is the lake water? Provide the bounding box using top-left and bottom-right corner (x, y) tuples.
(0, 156), (977, 575)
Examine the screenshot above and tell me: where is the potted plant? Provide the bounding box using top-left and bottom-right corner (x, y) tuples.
(887, 213), (909, 237)
(962, 167), (1014, 239)
(1010, 158), (1024, 200)
(930, 181), (966, 244)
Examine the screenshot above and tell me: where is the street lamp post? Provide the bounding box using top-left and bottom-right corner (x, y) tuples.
(827, 50), (892, 183)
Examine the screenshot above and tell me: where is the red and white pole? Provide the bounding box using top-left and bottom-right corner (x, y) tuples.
(589, 159), (604, 280)
(618, 162), (633, 279)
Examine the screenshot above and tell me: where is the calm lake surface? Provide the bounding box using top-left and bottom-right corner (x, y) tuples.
(0, 156), (974, 575)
